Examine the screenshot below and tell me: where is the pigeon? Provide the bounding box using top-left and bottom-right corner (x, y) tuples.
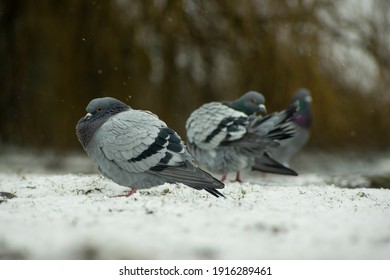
(76, 97), (225, 198)
(267, 88), (312, 164)
(185, 91), (298, 182)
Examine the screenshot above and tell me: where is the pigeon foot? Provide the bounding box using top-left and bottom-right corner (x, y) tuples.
(114, 187), (137, 197)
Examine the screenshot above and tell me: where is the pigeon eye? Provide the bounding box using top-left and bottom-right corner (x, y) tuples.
(250, 98), (256, 103)
(96, 107), (103, 112)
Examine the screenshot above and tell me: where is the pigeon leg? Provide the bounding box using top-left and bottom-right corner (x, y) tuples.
(235, 172), (242, 183)
(221, 174), (227, 182)
(116, 187), (137, 197)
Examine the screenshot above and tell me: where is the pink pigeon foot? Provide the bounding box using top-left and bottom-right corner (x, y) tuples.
(115, 187), (137, 197)
(235, 172), (242, 183)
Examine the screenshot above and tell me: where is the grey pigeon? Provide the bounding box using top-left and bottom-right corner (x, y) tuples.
(267, 88), (312, 164)
(185, 91), (298, 182)
(76, 97), (225, 198)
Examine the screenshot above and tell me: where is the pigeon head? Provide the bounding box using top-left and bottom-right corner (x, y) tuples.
(76, 97), (129, 149)
(291, 88), (312, 128)
(224, 91), (267, 115)
(85, 97), (129, 117)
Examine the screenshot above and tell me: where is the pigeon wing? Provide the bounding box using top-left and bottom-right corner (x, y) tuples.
(186, 102), (249, 150)
(247, 103), (298, 142)
(95, 110), (174, 173)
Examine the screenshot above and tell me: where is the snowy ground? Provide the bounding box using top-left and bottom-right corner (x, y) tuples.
(0, 150), (390, 259)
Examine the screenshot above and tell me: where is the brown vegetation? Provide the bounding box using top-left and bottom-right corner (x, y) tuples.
(0, 0), (389, 151)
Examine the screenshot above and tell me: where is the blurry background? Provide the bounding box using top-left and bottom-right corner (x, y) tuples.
(0, 0), (389, 154)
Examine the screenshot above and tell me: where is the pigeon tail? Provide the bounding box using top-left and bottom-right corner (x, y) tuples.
(252, 151), (298, 176)
(149, 161), (226, 198)
(204, 187), (226, 198)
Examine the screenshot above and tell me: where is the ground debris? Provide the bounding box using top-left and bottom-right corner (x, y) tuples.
(75, 188), (103, 195)
(0, 191), (17, 199)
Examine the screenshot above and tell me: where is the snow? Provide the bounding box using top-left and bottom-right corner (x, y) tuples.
(1, 152), (390, 259)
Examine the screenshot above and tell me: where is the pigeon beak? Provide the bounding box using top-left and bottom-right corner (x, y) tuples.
(305, 96), (313, 103)
(85, 112), (92, 120)
(258, 104), (267, 114)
